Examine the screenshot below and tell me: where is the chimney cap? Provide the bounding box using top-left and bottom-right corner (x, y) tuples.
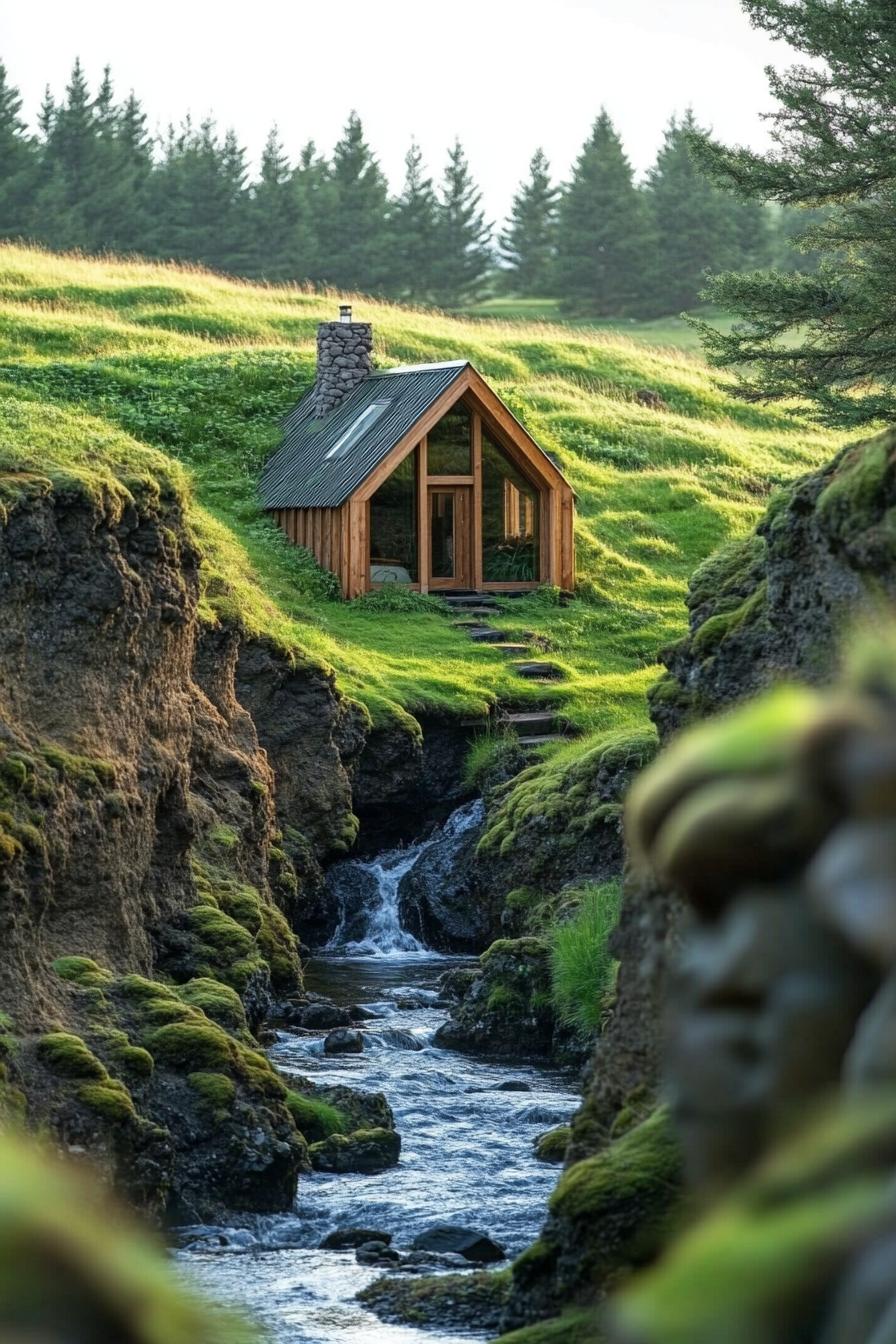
(339, 304), (352, 324)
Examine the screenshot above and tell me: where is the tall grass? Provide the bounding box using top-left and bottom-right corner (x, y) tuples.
(550, 880), (623, 1039)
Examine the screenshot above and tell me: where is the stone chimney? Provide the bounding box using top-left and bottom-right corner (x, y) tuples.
(314, 304), (373, 417)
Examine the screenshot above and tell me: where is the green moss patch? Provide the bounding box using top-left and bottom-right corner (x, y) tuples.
(37, 1032), (107, 1081)
(177, 978), (247, 1033)
(52, 956), (113, 989)
(536, 1126), (571, 1163)
(144, 1022), (233, 1072)
(285, 1091), (347, 1143)
(77, 1079), (136, 1123)
(188, 1071), (236, 1114)
(495, 1309), (602, 1344)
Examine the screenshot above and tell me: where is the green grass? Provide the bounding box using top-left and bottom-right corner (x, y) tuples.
(459, 298), (742, 353)
(550, 880), (623, 1038)
(0, 245), (843, 761)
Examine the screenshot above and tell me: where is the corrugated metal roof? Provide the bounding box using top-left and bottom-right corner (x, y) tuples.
(260, 362), (469, 509)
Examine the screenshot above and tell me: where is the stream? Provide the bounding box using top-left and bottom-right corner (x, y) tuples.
(178, 806), (580, 1343)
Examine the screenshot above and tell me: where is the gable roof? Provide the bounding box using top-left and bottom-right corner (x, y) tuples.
(260, 360), (468, 509)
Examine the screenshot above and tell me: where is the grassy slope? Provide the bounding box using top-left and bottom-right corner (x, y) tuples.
(0, 246), (842, 755)
(459, 299), (741, 353)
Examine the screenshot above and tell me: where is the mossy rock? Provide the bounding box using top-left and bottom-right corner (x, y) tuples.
(37, 1032), (107, 1081)
(117, 974), (179, 1003)
(177, 978), (247, 1032)
(285, 1091), (347, 1143)
(359, 1268), (511, 1332)
(612, 1091), (896, 1344)
(52, 956), (113, 990)
(109, 1043), (154, 1078)
(495, 1309), (603, 1343)
(77, 1079), (136, 1124)
(233, 1043), (287, 1100)
(309, 1127), (400, 1174)
(144, 1022), (233, 1072)
(536, 1125), (571, 1163)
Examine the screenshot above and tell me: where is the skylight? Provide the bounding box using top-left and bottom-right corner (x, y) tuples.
(324, 400), (391, 460)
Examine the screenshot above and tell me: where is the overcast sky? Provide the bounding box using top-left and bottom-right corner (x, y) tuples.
(3, 0), (791, 218)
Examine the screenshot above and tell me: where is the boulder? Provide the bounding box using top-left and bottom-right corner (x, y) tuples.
(320, 1227), (393, 1250)
(309, 1128), (401, 1174)
(297, 1002), (352, 1030)
(377, 1029), (425, 1052)
(410, 1223), (506, 1264)
(356, 1241), (401, 1266)
(324, 1028), (364, 1055)
(398, 801), (493, 952)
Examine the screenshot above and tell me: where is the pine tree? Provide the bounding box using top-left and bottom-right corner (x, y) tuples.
(690, 0), (896, 425)
(293, 139), (332, 282)
(316, 112), (390, 293)
(0, 62), (38, 239)
(247, 127), (304, 281)
(646, 109), (740, 313)
(499, 149), (558, 296)
(150, 118), (252, 274)
(431, 138), (492, 308)
(388, 141), (440, 303)
(34, 58), (103, 248)
(554, 111), (653, 316)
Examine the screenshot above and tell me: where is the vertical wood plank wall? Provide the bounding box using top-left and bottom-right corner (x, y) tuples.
(273, 505), (354, 595)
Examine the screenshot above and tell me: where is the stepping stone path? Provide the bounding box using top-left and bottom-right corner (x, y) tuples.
(442, 591), (572, 752)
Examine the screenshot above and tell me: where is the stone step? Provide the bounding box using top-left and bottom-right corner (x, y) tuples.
(512, 661), (565, 681)
(466, 626), (506, 643)
(451, 610), (499, 623)
(443, 598), (499, 609)
(517, 734), (567, 748)
(493, 643), (532, 657)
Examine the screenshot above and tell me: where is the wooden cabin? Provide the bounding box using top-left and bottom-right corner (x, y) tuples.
(261, 308), (576, 598)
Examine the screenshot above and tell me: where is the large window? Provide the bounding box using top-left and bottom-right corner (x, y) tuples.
(427, 406), (472, 475)
(481, 432), (540, 582)
(369, 453), (417, 584)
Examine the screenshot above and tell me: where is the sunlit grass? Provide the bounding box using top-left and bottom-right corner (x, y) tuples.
(0, 243), (845, 745)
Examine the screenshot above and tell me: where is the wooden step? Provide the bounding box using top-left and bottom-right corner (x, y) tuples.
(513, 661), (564, 681)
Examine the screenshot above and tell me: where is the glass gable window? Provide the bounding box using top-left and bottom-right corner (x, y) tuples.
(481, 432), (540, 582)
(369, 453), (417, 584)
(427, 406), (472, 475)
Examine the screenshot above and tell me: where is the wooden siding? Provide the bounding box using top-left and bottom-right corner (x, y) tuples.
(274, 505), (352, 595)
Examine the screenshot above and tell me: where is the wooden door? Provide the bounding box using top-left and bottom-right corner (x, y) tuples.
(427, 486), (473, 589)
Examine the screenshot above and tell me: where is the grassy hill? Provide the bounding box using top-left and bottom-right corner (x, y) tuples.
(459, 299), (742, 354)
(0, 245), (843, 767)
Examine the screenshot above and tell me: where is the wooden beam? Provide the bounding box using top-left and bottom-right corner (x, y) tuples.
(471, 410), (483, 590)
(424, 474), (474, 486)
(417, 439), (429, 594)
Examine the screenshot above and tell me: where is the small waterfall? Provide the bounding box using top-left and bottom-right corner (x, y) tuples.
(324, 800), (485, 957)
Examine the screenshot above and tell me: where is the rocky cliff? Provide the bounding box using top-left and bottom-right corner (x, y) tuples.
(501, 425), (896, 1336)
(0, 467), (369, 1218)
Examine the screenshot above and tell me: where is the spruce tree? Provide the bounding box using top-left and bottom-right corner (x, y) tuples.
(388, 141), (440, 303)
(554, 110), (653, 316)
(690, 0), (896, 425)
(0, 62), (38, 239)
(431, 138), (492, 308)
(247, 127), (305, 281)
(150, 118), (252, 274)
(499, 148), (558, 296)
(293, 139), (332, 282)
(34, 58), (102, 249)
(646, 109), (741, 314)
(316, 112), (390, 293)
